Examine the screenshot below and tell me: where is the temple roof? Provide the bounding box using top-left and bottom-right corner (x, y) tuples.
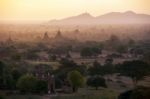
(43, 32), (50, 41)
(55, 30), (63, 39)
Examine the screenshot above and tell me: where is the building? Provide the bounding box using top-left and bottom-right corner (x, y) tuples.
(43, 32), (50, 42)
(6, 34), (13, 45)
(55, 30), (63, 39)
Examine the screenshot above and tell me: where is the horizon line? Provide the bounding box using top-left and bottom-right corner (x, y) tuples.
(0, 10), (150, 23)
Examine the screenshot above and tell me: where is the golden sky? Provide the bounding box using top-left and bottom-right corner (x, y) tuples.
(0, 0), (150, 21)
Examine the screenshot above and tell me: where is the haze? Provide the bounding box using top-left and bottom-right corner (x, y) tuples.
(0, 0), (150, 22)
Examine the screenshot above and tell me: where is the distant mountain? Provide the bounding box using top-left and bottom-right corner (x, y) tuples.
(49, 13), (95, 25)
(48, 11), (150, 25)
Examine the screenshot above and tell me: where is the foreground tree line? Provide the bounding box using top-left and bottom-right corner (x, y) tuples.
(0, 59), (150, 98)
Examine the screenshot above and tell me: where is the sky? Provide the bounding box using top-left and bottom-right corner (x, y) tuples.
(0, 0), (150, 22)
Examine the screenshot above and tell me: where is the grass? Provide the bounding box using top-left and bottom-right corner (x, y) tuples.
(27, 61), (60, 70)
(5, 88), (118, 99)
(51, 88), (118, 99)
(5, 95), (43, 99)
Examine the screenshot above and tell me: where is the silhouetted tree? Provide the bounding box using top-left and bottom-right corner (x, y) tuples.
(36, 80), (48, 94)
(80, 47), (101, 58)
(118, 60), (150, 87)
(87, 76), (107, 90)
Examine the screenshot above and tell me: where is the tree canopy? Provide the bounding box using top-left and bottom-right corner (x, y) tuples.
(87, 76), (107, 90)
(68, 70), (85, 92)
(118, 60), (150, 86)
(17, 74), (37, 93)
(80, 47), (101, 58)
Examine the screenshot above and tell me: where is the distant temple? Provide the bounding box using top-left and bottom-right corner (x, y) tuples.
(73, 29), (80, 40)
(74, 29), (80, 34)
(42, 31), (64, 42)
(55, 30), (63, 39)
(6, 34), (13, 44)
(41, 30), (76, 45)
(43, 32), (50, 41)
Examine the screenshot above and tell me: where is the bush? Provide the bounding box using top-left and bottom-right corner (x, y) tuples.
(118, 86), (150, 99)
(0, 96), (5, 99)
(17, 74), (37, 93)
(35, 80), (48, 94)
(87, 76), (107, 90)
(68, 70), (85, 92)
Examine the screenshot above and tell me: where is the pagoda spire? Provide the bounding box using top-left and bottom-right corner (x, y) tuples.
(6, 33), (13, 44)
(55, 30), (63, 39)
(43, 32), (49, 41)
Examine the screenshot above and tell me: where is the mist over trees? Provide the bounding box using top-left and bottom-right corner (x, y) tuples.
(0, 15), (150, 99)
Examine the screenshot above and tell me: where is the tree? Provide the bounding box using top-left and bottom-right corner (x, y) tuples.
(11, 53), (22, 61)
(80, 47), (101, 58)
(55, 59), (86, 81)
(55, 58), (75, 81)
(0, 61), (5, 88)
(87, 76), (107, 90)
(25, 50), (39, 60)
(88, 60), (115, 76)
(0, 61), (15, 89)
(118, 86), (150, 99)
(11, 69), (22, 86)
(103, 61), (115, 75)
(50, 55), (57, 61)
(105, 34), (122, 50)
(36, 80), (48, 94)
(93, 60), (101, 67)
(128, 38), (135, 47)
(66, 53), (71, 59)
(109, 34), (120, 43)
(143, 52), (150, 64)
(17, 74), (37, 93)
(60, 58), (77, 67)
(80, 47), (92, 58)
(118, 60), (150, 87)
(55, 78), (63, 89)
(88, 61), (104, 76)
(116, 44), (127, 54)
(68, 70), (85, 92)
(105, 58), (113, 65)
(0, 61), (5, 76)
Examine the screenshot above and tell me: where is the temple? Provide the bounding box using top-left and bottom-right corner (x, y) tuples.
(43, 32), (50, 41)
(55, 30), (63, 39)
(41, 30), (77, 45)
(6, 34), (13, 45)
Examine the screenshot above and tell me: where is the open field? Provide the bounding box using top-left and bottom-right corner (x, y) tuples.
(4, 88), (118, 99)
